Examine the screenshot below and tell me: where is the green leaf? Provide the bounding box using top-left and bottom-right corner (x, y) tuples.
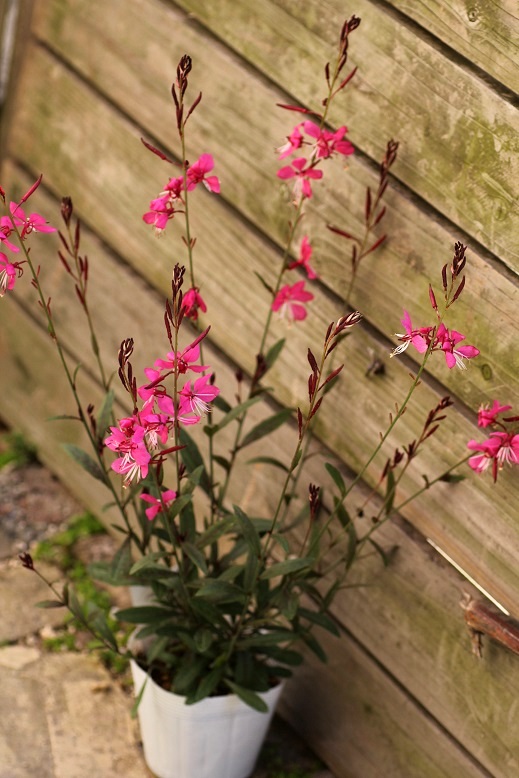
(368, 537), (397, 567)
(110, 536), (133, 582)
(182, 541), (208, 574)
(130, 675), (148, 718)
(212, 454), (231, 472)
(210, 396), (262, 435)
(194, 580), (246, 605)
(298, 607), (340, 636)
(96, 389), (115, 440)
(212, 395), (232, 414)
(115, 606), (169, 624)
(63, 444), (106, 483)
(188, 667), (225, 704)
(233, 505), (261, 556)
(384, 469), (396, 516)
(325, 462), (347, 496)
(301, 631), (327, 662)
(35, 600), (65, 609)
(196, 516), (236, 548)
(194, 628), (214, 653)
(264, 338), (286, 371)
(129, 552), (170, 575)
(224, 681), (268, 713)
(240, 409), (292, 449)
(178, 427), (211, 495)
(238, 630), (294, 648)
(246, 456), (289, 472)
(260, 558), (312, 579)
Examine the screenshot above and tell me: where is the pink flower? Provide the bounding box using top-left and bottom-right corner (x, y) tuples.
(0, 253), (22, 296)
(179, 374), (220, 418)
(181, 287), (207, 320)
(277, 125), (304, 159)
(186, 154), (220, 193)
(391, 311), (433, 357)
(154, 342), (208, 375)
(138, 369), (176, 416)
(140, 489), (177, 521)
(272, 280), (314, 321)
(435, 324), (479, 370)
(302, 121), (354, 159)
(287, 236), (318, 279)
(478, 400), (513, 428)
(277, 157), (323, 202)
(0, 217), (20, 253)
(105, 420), (151, 487)
(143, 202), (177, 232)
(9, 203), (56, 239)
(468, 432), (519, 482)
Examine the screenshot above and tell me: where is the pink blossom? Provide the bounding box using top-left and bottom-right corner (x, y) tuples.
(277, 157), (323, 202)
(391, 311), (433, 357)
(467, 432), (519, 482)
(154, 341), (208, 374)
(0, 217), (20, 253)
(288, 236), (318, 279)
(478, 400), (513, 428)
(186, 154), (220, 193)
(435, 324), (479, 369)
(143, 202), (177, 232)
(105, 420), (151, 487)
(138, 370), (176, 416)
(272, 280), (314, 321)
(0, 253), (22, 296)
(140, 489), (177, 521)
(277, 125), (304, 159)
(181, 287), (207, 320)
(140, 409), (171, 449)
(302, 121), (354, 159)
(9, 203), (56, 239)
(179, 374), (220, 418)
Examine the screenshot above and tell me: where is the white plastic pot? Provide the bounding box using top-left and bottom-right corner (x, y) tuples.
(130, 658), (283, 778)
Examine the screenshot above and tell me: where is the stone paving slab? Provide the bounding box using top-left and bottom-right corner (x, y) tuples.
(0, 563), (66, 643)
(0, 647), (150, 778)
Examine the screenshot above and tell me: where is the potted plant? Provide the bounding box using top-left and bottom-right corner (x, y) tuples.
(3, 14), (517, 778)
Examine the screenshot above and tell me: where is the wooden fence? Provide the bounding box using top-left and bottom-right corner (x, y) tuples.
(0, 1), (518, 775)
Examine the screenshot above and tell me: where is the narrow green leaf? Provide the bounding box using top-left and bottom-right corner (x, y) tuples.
(130, 551), (170, 575)
(264, 338), (286, 370)
(233, 505), (261, 556)
(225, 680), (268, 713)
(384, 469), (396, 516)
(325, 462), (347, 497)
(63, 444), (106, 483)
(212, 454), (231, 472)
(246, 456), (289, 472)
(35, 600), (65, 609)
(298, 607), (340, 636)
(240, 409), (292, 449)
(178, 427), (211, 495)
(96, 389), (115, 440)
(260, 558), (312, 579)
(182, 541), (208, 574)
(194, 579), (246, 604)
(211, 396), (262, 434)
(130, 676), (148, 718)
(115, 606), (169, 624)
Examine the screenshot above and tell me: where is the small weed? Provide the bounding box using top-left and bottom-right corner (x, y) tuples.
(0, 431), (37, 469)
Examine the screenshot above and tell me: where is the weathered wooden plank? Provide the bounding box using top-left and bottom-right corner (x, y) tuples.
(168, 0), (519, 269)
(25, 0), (519, 413)
(1, 236), (517, 778)
(3, 42), (519, 616)
(384, 0), (519, 94)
